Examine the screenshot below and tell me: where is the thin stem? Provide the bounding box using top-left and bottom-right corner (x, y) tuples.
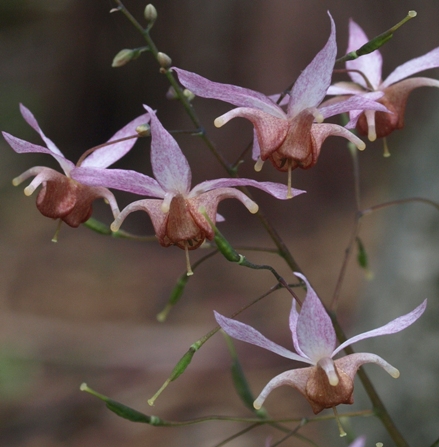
(331, 218), (362, 311)
(213, 423), (261, 447)
(269, 419), (307, 447)
(362, 197), (439, 215)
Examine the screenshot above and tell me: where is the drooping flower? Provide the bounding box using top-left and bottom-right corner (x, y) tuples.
(172, 14), (389, 189)
(2, 104), (149, 228)
(215, 272), (426, 414)
(72, 105), (304, 274)
(328, 19), (439, 148)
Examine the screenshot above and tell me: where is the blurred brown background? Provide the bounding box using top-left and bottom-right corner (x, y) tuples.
(0, 1), (438, 446)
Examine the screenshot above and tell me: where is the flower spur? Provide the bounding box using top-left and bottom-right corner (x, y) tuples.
(72, 105), (305, 274)
(2, 104), (149, 229)
(215, 272), (426, 414)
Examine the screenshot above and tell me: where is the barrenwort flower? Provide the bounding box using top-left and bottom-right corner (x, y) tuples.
(173, 13), (389, 195)
(328, 18), (439, 149)
(215, 272), (426, 414)
(72, 105), (304, 274)
(2, 104), (149, 228)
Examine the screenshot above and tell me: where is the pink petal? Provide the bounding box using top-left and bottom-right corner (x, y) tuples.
(172, 67), (285, 118)
(333, 299), (427, 356)
(295, 273), (336, 363)
(383, 46), (439, 88)
(71, 167), (165, 198)
(349, 437), (366, 447)
(335, 352), (400, 380)
(111, 199), (167, 241)
(327, 82), (366, 95)
(311, 123), (366, 152)
(81, 112), (150, 168)
(320, 93), (387, 119)
(253, 367), (311, 410)
(188, 188), (259, 240)
(190, 178), (305, 200)
(289, 299), (307, 358)
(2, 131), (74, 175)
(144, 105), (192, 194)
(345, 19), (383, 90)
(214, 311), (309, 363)
(215, 107), (288, 158)
(288, 13), (336, 117)
(19, 104), (63, 156)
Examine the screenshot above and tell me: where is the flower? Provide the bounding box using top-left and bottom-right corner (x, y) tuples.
(2, 104), (149, 228)
(328, 19), (439, 145)
(72, 105), (304, 274)
(214, 272), (426, 414)
(172, 14), (389, 185)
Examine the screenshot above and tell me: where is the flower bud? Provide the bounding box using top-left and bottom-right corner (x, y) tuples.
(166, 86), (177, 100)
(135, 123), (151, 137)
(183, 88), (195, 102)
(157, 52), (172, 70)
(144, 4), (157, 24)
(112, 49), (135, 67)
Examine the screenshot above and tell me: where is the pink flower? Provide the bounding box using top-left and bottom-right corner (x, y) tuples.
(215, 273), (426, 414)
(328, 19), (439, 143)
(72, 105), (304, 273)
(173, 14), (388, 185)
(2, 104), (149, 227)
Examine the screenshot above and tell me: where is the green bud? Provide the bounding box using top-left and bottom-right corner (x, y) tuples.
(144, 4), (157, 24)
(106, 399), (153, 423)
(214, 230), (241, 263)
(156, 274), (189, 322)
(356, 237), (368, 269)
(80, 383), (162, 425)
(170, 347), (196, 382)
(112, 49), (135, 67)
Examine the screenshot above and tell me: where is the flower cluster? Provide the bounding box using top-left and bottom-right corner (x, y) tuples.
(2, 14), (405, 242)
(1, 10), (434, 442)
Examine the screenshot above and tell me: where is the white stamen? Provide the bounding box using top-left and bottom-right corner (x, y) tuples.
(254, 157), (264, 172)
(333, 407), (347, 437)
(51, 220), (63, 243)
(184, 242), (194, 276)
(383, 138), (391, 157)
